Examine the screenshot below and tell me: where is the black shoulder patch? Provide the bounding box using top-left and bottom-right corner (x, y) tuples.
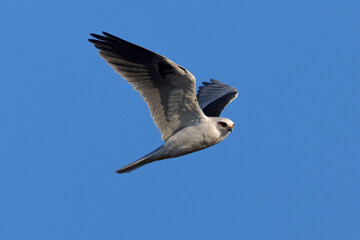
(158, 62), (174, 76)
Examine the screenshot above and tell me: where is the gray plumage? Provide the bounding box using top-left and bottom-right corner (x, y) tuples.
(197, 79), (238, 117)
(89, 32), (238, 173)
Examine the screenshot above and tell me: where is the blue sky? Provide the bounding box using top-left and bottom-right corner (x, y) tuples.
(1, 0), (359, 239)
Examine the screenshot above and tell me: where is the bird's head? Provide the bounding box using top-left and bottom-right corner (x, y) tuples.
(215, 117), (234, 134)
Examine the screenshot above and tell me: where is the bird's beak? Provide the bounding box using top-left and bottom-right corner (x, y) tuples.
(228, 123), (234, 132)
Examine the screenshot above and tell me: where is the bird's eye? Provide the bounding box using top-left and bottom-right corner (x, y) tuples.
(218, 122), (227, 128)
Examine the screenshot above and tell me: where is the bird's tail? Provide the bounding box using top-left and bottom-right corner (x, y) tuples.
(116, 145), (164, 174)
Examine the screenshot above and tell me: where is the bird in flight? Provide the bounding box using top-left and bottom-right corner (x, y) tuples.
(89, 32), (238, 173)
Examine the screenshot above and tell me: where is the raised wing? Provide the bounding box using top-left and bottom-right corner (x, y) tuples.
(197, 79), (238, 117)
(89, 32), (206, 141)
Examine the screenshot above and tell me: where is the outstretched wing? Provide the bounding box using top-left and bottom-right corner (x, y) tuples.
(89, 32), (206, 141)
(197, 79), (238, 117)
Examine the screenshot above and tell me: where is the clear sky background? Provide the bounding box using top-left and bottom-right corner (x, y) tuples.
(1, 0), (359, 239)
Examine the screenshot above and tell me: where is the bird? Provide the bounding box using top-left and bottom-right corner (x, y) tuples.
(88, 32), (238, 173)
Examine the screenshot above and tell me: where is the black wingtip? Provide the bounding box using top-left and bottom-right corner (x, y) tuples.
(90, 33), (98, 38)
(89, 32), (127, 46)
(102, 31), (120, 40)
(115, 169), (125, 174)
(90, 33), (112, 42)
(88, 33), (102, 44)
(88, 38), (98, 44)
(202, 81), (212, 85)
(116, 165), (132, 174)
(115, 166), (134, 174)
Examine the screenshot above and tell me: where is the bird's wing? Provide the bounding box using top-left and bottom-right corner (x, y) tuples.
(89, 32), (207, 141)
(197, 79), (238, 117)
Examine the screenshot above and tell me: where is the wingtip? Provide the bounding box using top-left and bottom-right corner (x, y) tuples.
(115, 165), (129, 174)
(202, 80), (212, 85)
(102, 31), (121, 41)
(115, 166), (132, 174)
(210, 79), (223, 84)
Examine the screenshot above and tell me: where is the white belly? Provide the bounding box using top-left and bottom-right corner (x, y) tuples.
(162, 123), (222, 158)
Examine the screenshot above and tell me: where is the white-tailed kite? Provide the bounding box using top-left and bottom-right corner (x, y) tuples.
(89, 32), (238, 173)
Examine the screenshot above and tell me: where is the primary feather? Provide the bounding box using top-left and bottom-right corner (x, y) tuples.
(89, 32), (206, 141)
